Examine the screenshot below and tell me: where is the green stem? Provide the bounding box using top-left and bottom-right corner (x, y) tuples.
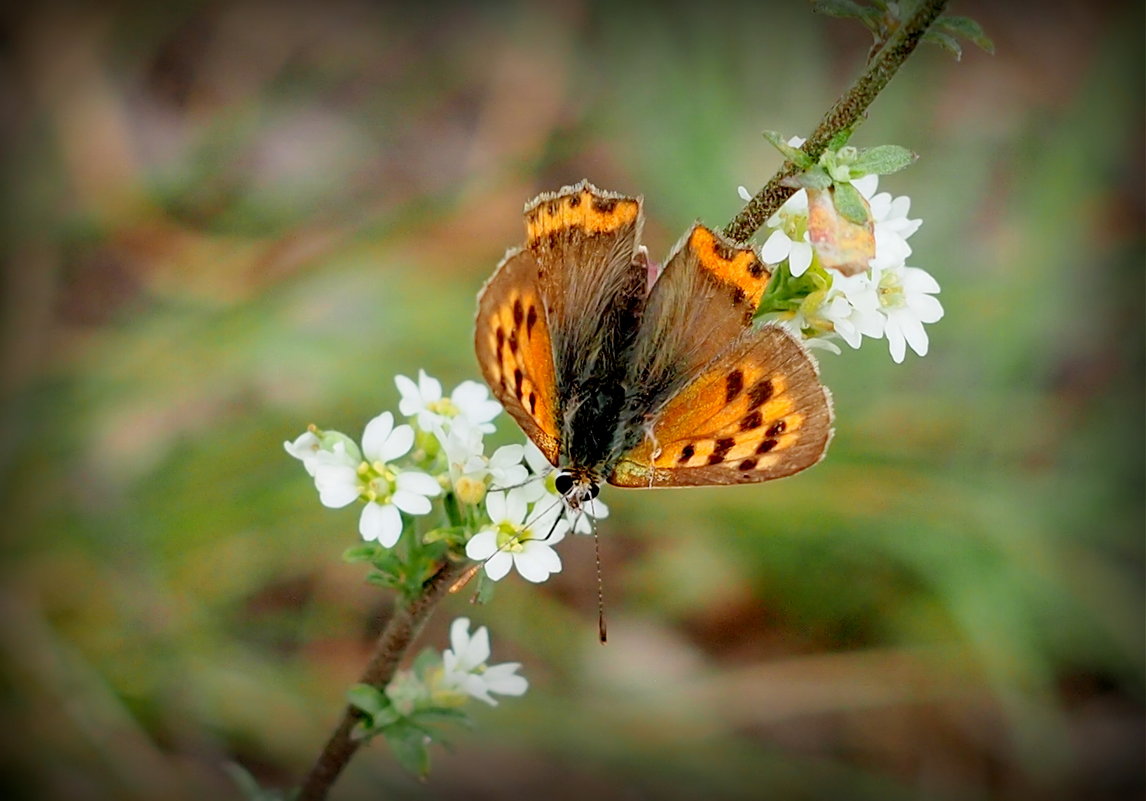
(723, 0), (949, 243)
(297, 559), (470, 801)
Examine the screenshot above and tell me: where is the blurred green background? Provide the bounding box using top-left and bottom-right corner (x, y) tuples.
(1, 1), (1142, 799)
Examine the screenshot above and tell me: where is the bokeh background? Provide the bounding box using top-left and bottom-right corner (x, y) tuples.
(1, 1), (1142, 799)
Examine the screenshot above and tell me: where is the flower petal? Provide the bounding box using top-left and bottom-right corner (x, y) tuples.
(482, 663), (528, 697)
(284, 431), (322, 475)
(852, 174), (879, 199)
(489, 444), (524, 468)
(463, 624), (490, 667)
(898, 312), (930, 357)
(452, 381), (502, 426)
(515, 542), (562, 582)
(360, 502), (402, 546)
(912, 293), (944, 324)
(360, 413), (395, 461)
(415, 370), (440, 401)
(394, 375), (421, 417)
(885, 320), (907, 364)
(378, 424), (414, 462)
(902, 266), (941, 294)
(485, 491), (507, 523)
(392, 489), (431, 515)
(466, 529), (499, 561)
(504, 487), (529, 526)
(789, 240), (814, 276)
(449, 617), (471, 657)
(396, 470), (441, 497)
(760, 229), (792, 264)
(314, 464), (360, 508)
(482, 551), (512, 581)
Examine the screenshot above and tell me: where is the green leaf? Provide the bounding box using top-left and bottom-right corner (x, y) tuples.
(385, 726), (432, 778)
(422, 526), (467, 546)
(849, 144), (917, 176)
(811, 0), (882, 31)
(826, 128), (855, 151)
(755, 261), (820, 317)
(343, 543), (382, 563)
(810, 0), (867, 17)
(923, 30), (963, 60)
(364, 570), (400, 589)
(475, 572), (496, 605)
(411, 647), (440, 677)
(831, 182), (870, 225)
(795, 169), (832, 190)
(936, 15), (995, 54)
(762, 131), (814, 170)
(346, 683), (391, 718)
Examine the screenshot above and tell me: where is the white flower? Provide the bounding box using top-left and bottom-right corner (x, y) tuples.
(521, 441), (609, 534)
(311, 412), (440, 546)
(465, 488), (567, 582)
(761, 189), (814, 276)
(284, 429), (323, 476)
(436, 416), (528, 505)
(821, 272), (886, 349)
(874, 264), (944, 363)
(854, 175), (921, 270)
(396, 370), (502, 433)
(440, 618), (528, 706)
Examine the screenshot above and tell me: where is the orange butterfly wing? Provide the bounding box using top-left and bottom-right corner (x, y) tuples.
(609, 324), (833, 487)
(475, 248), (562, 463)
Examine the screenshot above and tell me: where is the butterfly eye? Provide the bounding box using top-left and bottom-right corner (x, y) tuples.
(554, 472), (574, 496)
(588, 483), (600, 499)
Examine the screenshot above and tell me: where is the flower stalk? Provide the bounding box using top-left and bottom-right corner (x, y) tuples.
(297, 558), (469, 801)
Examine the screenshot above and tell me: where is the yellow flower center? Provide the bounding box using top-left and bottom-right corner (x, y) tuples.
(427, 398), (460, 417)
(358, 461), (397, 503)
(495, 521), (529, 553)
(877, 271), (905, 310)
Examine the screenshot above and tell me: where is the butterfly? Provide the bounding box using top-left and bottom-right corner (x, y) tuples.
(475, 180), (833, 511)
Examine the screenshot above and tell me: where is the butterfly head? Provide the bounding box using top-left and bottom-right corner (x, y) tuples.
(553, 468), (599, 511)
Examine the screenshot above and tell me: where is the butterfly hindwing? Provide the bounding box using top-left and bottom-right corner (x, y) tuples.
(475, 248), (561, 464)
(608, 324), (833, 487)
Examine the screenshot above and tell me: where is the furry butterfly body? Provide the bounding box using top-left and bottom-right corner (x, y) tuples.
(475, 181), (833, 507)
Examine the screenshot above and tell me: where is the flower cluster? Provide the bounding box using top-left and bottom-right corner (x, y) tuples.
(347, 616), (526, 777)
(743, 139), (944, 363)
(285, 370), (605, 586)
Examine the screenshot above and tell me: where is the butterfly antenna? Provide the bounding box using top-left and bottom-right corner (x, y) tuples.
(521, 495), (566, 543)
(588, 503), (607, 644)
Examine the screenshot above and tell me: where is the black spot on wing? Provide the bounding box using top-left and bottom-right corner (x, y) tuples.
(747, 378), (774, 409)
(707, 437), (736, 465)
(725, 370), (744, 403)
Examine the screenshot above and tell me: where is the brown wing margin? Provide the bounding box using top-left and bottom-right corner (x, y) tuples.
(474, 248), (561, 465)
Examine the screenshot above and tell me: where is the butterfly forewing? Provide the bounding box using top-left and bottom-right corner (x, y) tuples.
(630, 224), (772, 389)
(608, 325), (833, 487)
(524, 181), (648, 469)
(475, 248), (562, 464)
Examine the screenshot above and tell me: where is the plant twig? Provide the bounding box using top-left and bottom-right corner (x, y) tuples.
(723, 0), (949, 243)
(297, 560), (469, 801)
